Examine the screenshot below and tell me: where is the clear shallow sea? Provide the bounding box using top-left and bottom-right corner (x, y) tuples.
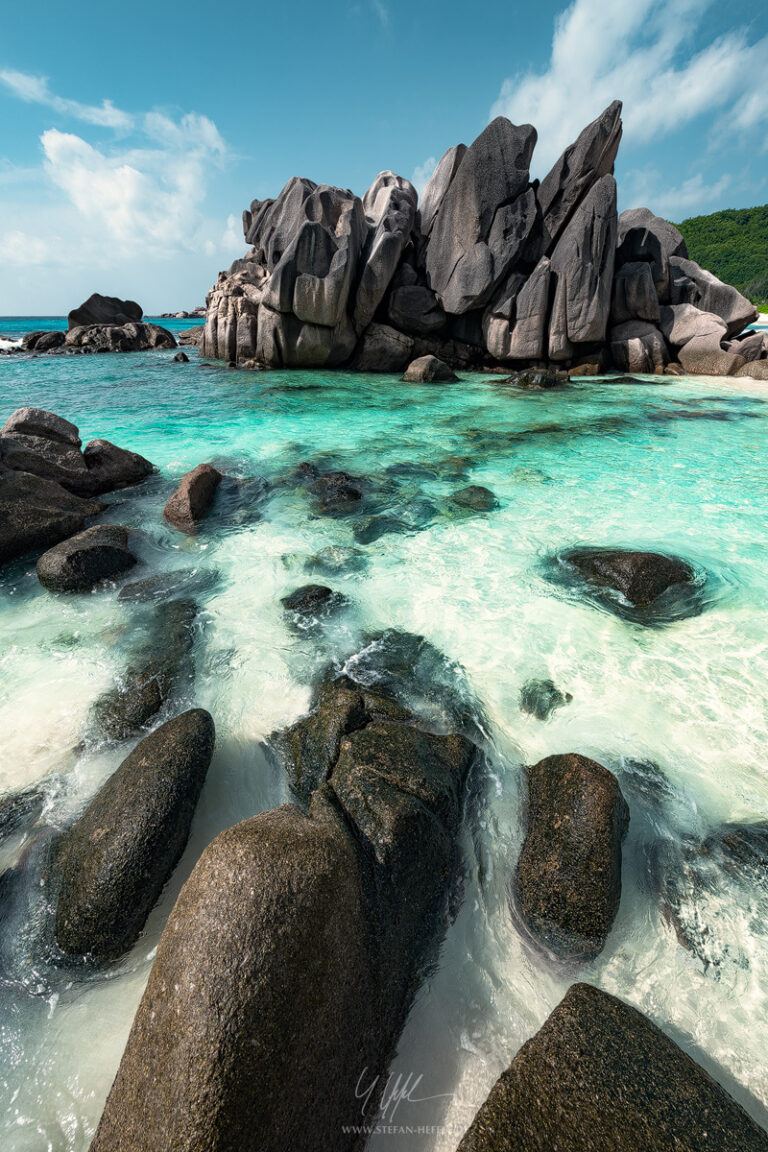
(0, 341), (767, 1149)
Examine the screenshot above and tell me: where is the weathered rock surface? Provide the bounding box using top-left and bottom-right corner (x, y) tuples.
(450, 485), (496, 511)
(457, 983), (768, 1152)
(402, 354), (458, 383)
(68, 294), (143, 329)
(426, 118), (537, 314)
(91, 639), (478, 1152)
(549, 175), (617, 360)
(0, 468), (104, 565)
(200, 105), (754, 375)
(0, 408), (155, 497)
(519, 678), (572, 720)
(37, 524), (137, 593)
(537, 101), (623, 256)
(560, 547), (697, 611)
(22, 330), (66, 352)
(281, 583), (344, 622)
(53, 709), (215, 961)
(163, 463), (222, 533)
(514, 753), (629, 960)
(91, 600), (197, 741)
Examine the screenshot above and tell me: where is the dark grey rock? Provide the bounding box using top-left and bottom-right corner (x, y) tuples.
(352, 322), (414, 372)
(68, 294), (143, 329)
(64, 322), (177, 353)
(118, 568), (219, 604)
(36, 524), (137, 593)
(173, 351), (190, 362)
(519, 678), (572, 720)
(52, 709), (215, 961)
(402, 354), (458, 383)
(387, 284), (446, 335)
(549, 175), (617, 361)
(1, 408), (80, 446)
(450, 485), (496, 511)
(484, 257), (551, 360)
(0, 468), (104, 565)
(555, 546), (701, 623)
(0, 430), (91, 494)
(164, 463), (222, 532)
(425, 118), (538, 314)
(354, 172), (418, 332)
(537, 101), (623, 255)
(90, 600), (197, 741)
(513, 753), (629, 960)
(281, 583), (345, 620)
(82, 440), (154, 495)
(22, 330), (66, 352)
(611, 261), (661, 325)
(457, 983), (768, 1152)
(418, 144), (468, 238)
(670, 256), (757, 338)
(610, 321), (669, 373)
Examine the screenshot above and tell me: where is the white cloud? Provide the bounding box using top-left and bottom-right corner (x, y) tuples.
(624, 170), (733, 220)
(411, 156), (436, 196)
(0, 229), (50, 265)
(0, 68), (133, 130)
(490, 0), (768, 175)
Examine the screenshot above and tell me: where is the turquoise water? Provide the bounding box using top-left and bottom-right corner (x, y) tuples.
(0, 316), (203, 343)
(1, 344), (768, 1148)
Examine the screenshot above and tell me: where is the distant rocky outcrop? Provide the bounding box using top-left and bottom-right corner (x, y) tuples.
(21, 295), (177, 355)
(200, 102), (760, 376)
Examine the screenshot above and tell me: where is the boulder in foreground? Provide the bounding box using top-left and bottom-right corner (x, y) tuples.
(457, 982), (768, 1152)
(37, 524), (137, 592)
(53, 709), (215, 961)
(163, 463), (222, 532)
(402, 354), (458, 383)
(68, 294), (143, 329)
(556, 546), (701, 623)
(513, 753), (629, 961)
(0, 467), (104, 565)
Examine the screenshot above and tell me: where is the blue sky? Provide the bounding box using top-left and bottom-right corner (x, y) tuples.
(1, 0), (766, 313)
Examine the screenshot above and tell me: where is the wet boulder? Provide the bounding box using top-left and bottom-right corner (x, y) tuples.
(118, 567), (219, 604)
(164, 463), (222, 532)
(68, 293), (143, 329)
(173, 351), (189, 362)
(450, 485), (496, 511)
(0, 467), (104, 565)
(457, 983), (768, 1152)
(52, 708), (215, 961)
(37, 524), (137, 593)
(352, 513), (409, 544)
(82, 440), (154, 495)
(281, 583), (345, 622)
(513, 753), (629, 961)
(402, 354), (458, 383)
(276, 676), (366, 802)
(519, 678), (572, 720)
(22, 330), (66, 352)
(90, 599), (197, 741)
(306, 470), (363, 515)
(1, 407), (80, 445)
(0, 427), (92, 493)
(64, 322), (177, 352)
(556, 546), (700, 622)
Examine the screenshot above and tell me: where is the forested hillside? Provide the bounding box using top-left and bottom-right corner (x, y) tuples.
(676, 205), (768, 305)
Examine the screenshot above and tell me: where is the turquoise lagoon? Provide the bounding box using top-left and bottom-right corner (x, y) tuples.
(0, 344), (767, 1148)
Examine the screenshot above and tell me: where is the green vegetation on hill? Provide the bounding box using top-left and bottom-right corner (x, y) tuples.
(675, 205), (768, 305)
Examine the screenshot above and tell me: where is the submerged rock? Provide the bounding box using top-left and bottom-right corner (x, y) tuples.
(519, 677), (572, 720)
(52, 709), (215, 961)
(457, 983), (768, 1152)
(281, 583), (345, 622)
(90, 599), (197, 741)
(0, 467), (104, 565)
(37, 525), (137, 593)
(450, 485), (496, 511)
(513, 752), (629, 961)
(553, 546), (701, 623)
(164, 463), (223, 533)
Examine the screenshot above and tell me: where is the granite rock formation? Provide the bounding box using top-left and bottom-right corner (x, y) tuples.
(201, 102), (759, 375)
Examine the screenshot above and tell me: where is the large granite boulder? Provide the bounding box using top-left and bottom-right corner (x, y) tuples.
(52, 709), (215, 961)
(0, 408), (155, 497)
(554, 546), (701, 623)
(164, 463), (222, 533)
(425, 118), (538, 314)
(670, 256), (757, 337)
(418, 144), (467, 238)
(484, 257), (551, 361)
(0, 467), (104, 565)
(611, 261), (660, 325)
(68, 294), (143, 329)
(91, 642), (478, 1152)
(549, 175), (617, 360)
(457, 983), (768, 1152)
(37, 524), (137, 593)
(513, 753), (629, 960)
(387, 284), (446, 335)
(610, 320), (669, 373)
(353, 171), (418, 332)
(402, 354), (458, 382)
(658, 303), (744, 375)
(64, 321), (176, 352)
(537, 101), (623, 256)
(616, 208), (688, 304)
(352, 322), (414, 372)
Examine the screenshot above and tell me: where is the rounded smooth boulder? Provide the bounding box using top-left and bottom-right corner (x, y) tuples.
(36, 524), (137, 592)
(164, 463), (222, 532)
